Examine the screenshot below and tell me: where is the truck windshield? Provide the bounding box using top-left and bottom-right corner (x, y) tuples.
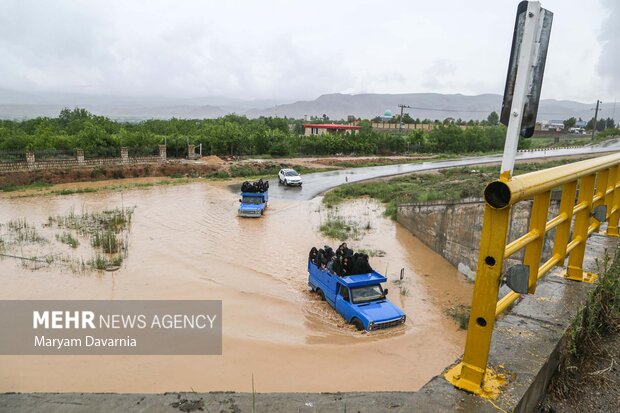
(242, 196), (263, 204)
(351, 285), (385, 304)
(284, 171), (299, 176)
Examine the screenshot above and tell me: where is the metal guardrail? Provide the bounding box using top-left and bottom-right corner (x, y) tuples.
(445, 152), (620, 395)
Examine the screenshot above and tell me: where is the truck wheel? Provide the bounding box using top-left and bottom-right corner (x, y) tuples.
(351, 318), (364, 331)
(317, 289), (325, 301)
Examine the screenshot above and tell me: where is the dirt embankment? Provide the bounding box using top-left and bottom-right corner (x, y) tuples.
(0, 162), (218, 188)
(0, 157), (334, 189)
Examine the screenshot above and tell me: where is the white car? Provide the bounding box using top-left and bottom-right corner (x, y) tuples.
(278, 168), (302, 186)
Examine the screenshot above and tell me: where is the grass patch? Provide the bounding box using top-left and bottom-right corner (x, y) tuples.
(323, 158), (590, 220)
(207, 170), (231, 179)
(5, 218), (46, 243)
(90, 254), (108, 270)
(447, 305), (470, 330)
(0, 181), (52, 192)
(91, 230), (120, 253)
(48, 207), (134, 234)
(357, 248), (386, 257)
(549, 250), (620, 400)
(55, 232), (79, 248)
(319, 217), (360, 241)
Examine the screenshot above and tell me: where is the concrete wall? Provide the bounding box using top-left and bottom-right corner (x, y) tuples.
(397, 197), (560, 278)
(0, 149), (166, 173)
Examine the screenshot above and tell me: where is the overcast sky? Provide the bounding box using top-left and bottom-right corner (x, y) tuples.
(0, 0), (617, 104)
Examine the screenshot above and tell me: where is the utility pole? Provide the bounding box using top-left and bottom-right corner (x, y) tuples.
(591, 99), (601, 141)
(398, 104), (411, 133)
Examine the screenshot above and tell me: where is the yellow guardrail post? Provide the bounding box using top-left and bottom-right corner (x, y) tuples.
(444, 203), (511, 394)
(591, 168), (609, 234)
(523, 191), (551, 293)
(446, 153), (620, 396)
(551, 181), (577, 266)
(605, 165), (620, 237)
(565, 174), (596, 282)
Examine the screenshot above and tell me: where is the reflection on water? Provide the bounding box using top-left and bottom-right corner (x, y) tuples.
(0, 181), (472, 392)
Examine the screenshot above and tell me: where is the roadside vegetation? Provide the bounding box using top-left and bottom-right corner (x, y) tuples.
(323, 158), (590, 219)
(446, 305), (471, 330)
(541, 249), (620, 410)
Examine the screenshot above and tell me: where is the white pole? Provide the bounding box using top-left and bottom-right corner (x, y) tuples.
(500, 1), (543, 181)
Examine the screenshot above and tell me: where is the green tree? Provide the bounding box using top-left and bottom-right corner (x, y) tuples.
(563, 117), (576, 130)
(402, 113), (414, 124)
(487, 111), (499, 126)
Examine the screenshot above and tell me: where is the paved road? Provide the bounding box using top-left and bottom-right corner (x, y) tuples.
(235, 143), (620, 201)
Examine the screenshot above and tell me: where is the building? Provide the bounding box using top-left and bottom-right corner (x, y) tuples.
(303, 124), (361, 136)
(539, 120), (565, 132)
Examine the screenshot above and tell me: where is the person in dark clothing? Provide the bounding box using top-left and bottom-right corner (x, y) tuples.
(309, 247), (318, 266)
(324, 246), (335, 261)
(336, 243), (349, 257)
(340, 256), (350, 277)
(316, 249), (326, 269)
(355, 254), (373, 274)
(332, 256), (342, 276)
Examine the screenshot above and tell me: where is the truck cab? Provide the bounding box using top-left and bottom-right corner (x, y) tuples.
(308, 261), (406, 331)
(238, 191), (268, 217)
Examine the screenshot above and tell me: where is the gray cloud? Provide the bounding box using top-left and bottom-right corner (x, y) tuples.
(598, 0), (620, 98)
(0, 0), (613, 102)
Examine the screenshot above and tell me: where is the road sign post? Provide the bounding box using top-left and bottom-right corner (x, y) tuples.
(500, 1), (553, 181)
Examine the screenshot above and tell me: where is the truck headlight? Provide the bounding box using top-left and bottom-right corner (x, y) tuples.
(368, 321), (374, 330)
(400, 315), (406, 323)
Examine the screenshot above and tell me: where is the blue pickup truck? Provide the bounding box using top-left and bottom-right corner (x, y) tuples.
(238, 180), (269, 217)
(308, 261), (406, 331)
(238, 191), (268, 217)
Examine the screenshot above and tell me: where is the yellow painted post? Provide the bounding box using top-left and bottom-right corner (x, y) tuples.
(606, 165), (620, 236)
(592, 169), (609, 233)
(523, 191), (551, 293)
(565, 174), (596, 281)
(444, 204), (511, 394)
(604, 166), (616, 215)
(552, 181), (578, 265)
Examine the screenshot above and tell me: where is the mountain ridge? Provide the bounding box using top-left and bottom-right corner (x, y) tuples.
(0, 89), (597, 122)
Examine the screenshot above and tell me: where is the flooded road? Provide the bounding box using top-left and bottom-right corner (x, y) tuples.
(0, 181), (472, 393)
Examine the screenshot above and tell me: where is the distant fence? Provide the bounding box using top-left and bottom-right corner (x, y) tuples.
(0, 146), (167, 173)
(371, 122), (438, 131)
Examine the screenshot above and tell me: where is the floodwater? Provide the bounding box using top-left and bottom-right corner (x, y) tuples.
(0, 181), (472, 393)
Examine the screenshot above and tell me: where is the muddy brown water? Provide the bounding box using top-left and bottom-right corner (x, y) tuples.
(0, 181), (472, 393)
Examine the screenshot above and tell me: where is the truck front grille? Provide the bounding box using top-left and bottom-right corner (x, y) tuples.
(371, 318), (404, 330)
(239, 210), (261, 216)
